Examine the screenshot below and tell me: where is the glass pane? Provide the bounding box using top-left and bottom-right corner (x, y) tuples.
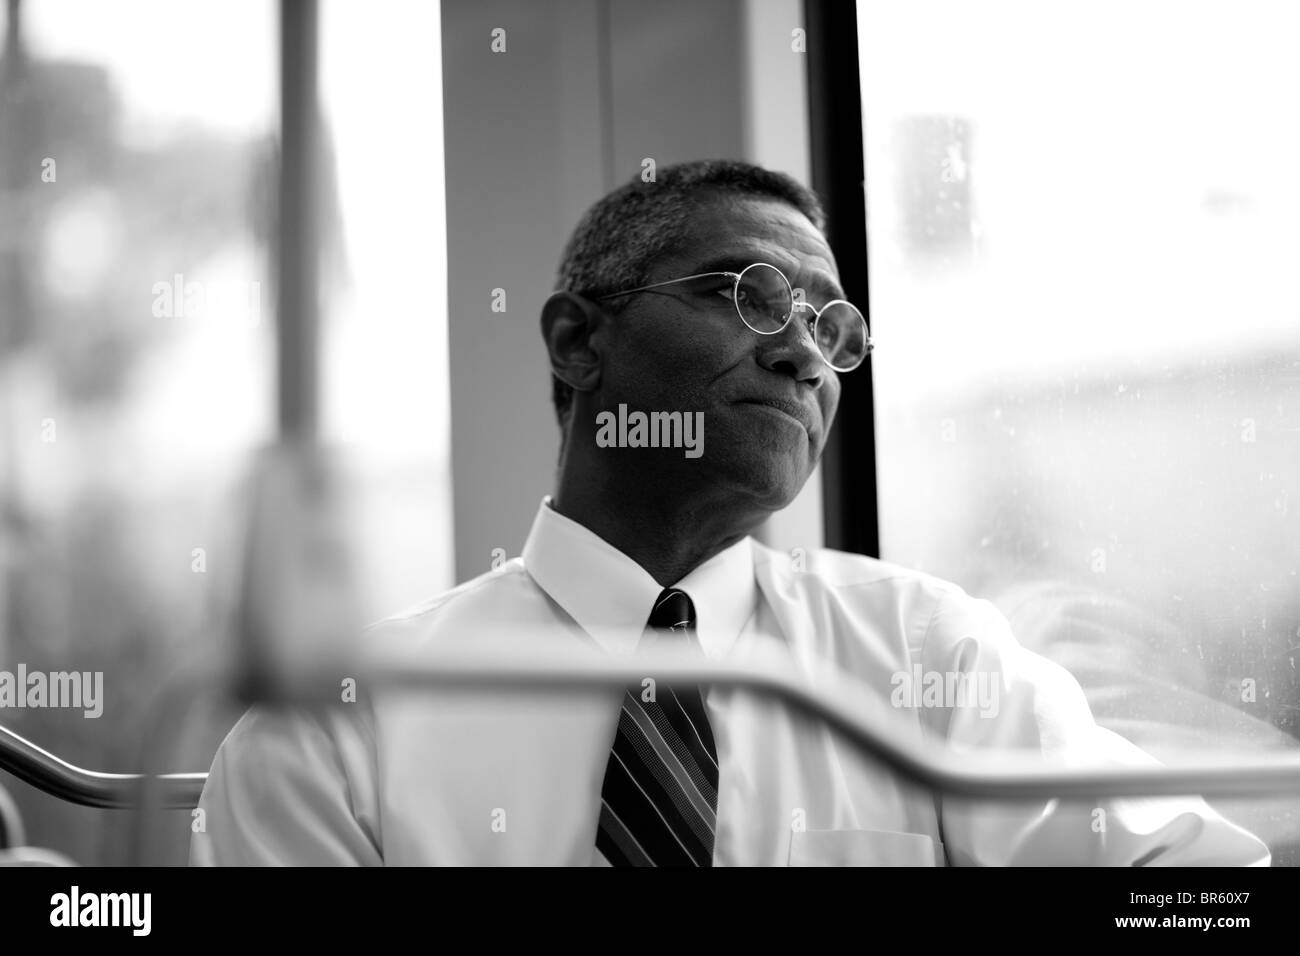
(0, 0), (277, 865)
(859, 0), (1300, 862)
(0, 0), (451, 864)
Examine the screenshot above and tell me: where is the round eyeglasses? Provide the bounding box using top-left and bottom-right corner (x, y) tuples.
(595, 262), (873, 372)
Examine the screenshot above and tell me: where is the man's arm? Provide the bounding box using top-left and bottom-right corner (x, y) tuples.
(190, 704), (384, 866)
(918, 589), (1271, 866)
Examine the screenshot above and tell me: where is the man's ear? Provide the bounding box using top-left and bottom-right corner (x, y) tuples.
(540, 291), (606, 393)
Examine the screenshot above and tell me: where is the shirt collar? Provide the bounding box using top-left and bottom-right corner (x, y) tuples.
(521, 497), (757, 660)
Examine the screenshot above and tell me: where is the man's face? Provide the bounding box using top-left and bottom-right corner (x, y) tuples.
(591, 194), (844, 511)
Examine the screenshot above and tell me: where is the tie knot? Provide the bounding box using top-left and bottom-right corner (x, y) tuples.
(647, 588), (695, 635)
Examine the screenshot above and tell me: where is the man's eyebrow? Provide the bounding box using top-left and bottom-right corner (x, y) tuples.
(678, 253), (846, 301)
(681, 253), (763, 276)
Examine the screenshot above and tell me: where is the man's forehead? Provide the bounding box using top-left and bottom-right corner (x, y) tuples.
(662, 196), (840, 285)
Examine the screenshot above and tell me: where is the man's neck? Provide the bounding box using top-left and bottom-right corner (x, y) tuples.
(550, 476), (761, 587)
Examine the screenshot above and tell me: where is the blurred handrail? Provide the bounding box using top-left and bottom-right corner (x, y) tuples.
(0, 723), (206, 810)
(4, 639), (1300, 810)
(0, 781), (25, 849)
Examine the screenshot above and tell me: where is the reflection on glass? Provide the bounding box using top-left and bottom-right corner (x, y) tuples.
(859, 0), (1300, 862)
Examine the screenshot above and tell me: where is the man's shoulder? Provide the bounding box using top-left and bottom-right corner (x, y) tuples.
(751, 539), (969, 605)
(362, 558), (547, 642)
(749, 541), (997, 672)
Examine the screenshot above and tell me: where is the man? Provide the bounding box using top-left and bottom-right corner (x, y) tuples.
(192, 159), (1268, 866)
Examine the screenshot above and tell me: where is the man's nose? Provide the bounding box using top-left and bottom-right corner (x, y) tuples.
(756, 311), (825, 384)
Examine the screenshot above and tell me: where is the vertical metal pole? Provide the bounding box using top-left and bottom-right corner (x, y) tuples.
(229, 0), (324, 704)
(805, 0), (879, 557)
(278, 0), (320, 443)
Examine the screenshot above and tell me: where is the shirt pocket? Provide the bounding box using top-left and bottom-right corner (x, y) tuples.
(788, 828), (943, 866)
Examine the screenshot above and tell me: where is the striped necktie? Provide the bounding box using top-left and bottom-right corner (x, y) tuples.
(596, 587), (719, 866)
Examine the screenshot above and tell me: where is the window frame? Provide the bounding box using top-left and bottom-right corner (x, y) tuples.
(804, 0), (879, 557)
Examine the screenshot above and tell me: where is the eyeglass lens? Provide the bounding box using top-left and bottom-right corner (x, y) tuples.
(734, 264), (791, 334)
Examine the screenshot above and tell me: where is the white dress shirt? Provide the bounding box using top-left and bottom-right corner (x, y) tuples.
(191, 498), (1270, 866)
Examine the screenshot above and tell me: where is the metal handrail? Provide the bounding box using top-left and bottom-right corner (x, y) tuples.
(0, 723), (207, 810)
(3, 639), (1300, 810)
(0, 781), (25, 848)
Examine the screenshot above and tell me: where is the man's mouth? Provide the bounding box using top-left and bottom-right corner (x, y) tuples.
(735, 398), (814, 434)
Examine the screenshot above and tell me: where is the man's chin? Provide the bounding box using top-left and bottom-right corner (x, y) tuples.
(720, 457), (811, 512)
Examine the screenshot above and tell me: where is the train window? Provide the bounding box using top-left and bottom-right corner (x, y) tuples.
(0, 0), (451, 864)
(858, 0), (1300, 860)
